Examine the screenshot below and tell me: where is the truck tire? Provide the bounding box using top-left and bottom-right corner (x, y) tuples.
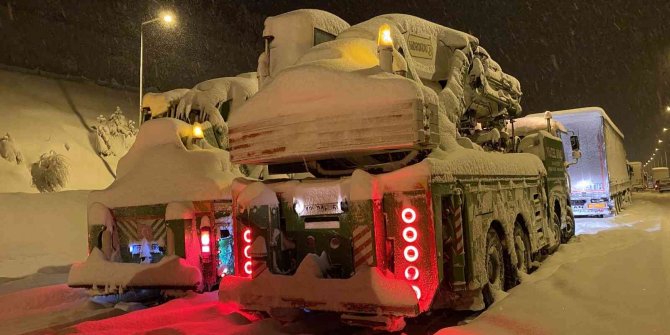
(549, 212), (561, 254)
(484, 228), (505, 306)
(507, 224), (530, 289)
(561, 208), (575, 243)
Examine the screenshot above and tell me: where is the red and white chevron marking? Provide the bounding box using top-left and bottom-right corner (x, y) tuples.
(251, 259), (267, 278)
(352, 225), (374, 269)
(453, 206), (464, 255)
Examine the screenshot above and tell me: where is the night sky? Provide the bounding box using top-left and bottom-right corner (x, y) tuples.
(3, 0), (670, 162)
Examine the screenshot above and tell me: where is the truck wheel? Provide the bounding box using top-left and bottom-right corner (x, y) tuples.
(507, 224), (530, 289)
(484, 228), (505, 306)
(561, 208), (575, 243)
(549, 213), (561, 253)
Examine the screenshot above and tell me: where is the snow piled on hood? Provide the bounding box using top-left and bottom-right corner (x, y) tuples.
(89, 118), (241, 208)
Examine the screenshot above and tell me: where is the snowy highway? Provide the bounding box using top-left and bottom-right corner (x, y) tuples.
(1, 191), (668, 335)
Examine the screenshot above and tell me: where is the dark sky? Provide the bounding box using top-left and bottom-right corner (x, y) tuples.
(2, 0), (670, 162)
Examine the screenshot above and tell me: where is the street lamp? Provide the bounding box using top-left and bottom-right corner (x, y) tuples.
(664, 128), (668, 132)
(139, 12), (176, 124)
(659, 139), (664, 144)
(666, 106), (670, 113)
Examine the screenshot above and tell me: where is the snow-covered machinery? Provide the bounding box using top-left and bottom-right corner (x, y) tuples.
(627, 161), (644, 191)
(140, 74), (258, 150)
(551, 107), (631, 216)
(219, 10), (573, 331)
(68, 119), (245, 294)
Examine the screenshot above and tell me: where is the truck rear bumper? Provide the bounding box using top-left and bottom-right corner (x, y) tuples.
(218, 255), (419, 317)
(68, 248), (201, 294)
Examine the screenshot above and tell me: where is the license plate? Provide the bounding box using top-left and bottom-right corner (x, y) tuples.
(587, 203), (607, 209)
(305, 221), (340, 229)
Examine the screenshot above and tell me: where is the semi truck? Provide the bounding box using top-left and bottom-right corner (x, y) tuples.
(652, 167), (670, 192)
(219, 10), (574, 331)
(628, 161), (644, 191)
(551, 108), (631, 216)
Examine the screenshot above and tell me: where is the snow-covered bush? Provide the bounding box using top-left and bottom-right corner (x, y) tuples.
(0, 133), (24, 164)
(30, 151), (69, 192)
(92, 107), (138, 157)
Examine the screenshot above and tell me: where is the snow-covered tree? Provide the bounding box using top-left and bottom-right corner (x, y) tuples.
(0, 133), (24, 165)
(30, 150), (69, 192)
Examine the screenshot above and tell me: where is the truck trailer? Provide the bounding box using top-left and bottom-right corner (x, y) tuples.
(628, 161), (644, 191)
(218, 10), (574, 331)
(551, 107), (631, 216)
(652, 167), (670, 192)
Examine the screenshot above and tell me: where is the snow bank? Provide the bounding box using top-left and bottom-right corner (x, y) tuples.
(74, 292), (285, 335)
(89, 118), (241, 208)
(0, 68), (136, 192)
(0, 191), (89, 278)
(437, 192), (670, 335)
(68, 248), (201, 292)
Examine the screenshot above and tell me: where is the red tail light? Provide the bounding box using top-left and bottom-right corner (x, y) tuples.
(200, 226), (212, 261)
(240, 227), (253, 276)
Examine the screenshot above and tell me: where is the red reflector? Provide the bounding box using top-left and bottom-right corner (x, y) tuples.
(401, 208), (416, 224)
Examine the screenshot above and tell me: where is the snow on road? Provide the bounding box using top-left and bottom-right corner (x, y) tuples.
(0, 191), (89, 278)
(437, 192), (670, 335)
(1, 192), (668, 335)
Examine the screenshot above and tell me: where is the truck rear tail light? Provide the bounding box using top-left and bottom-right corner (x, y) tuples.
(241, 227), (253, 277)
(402, 227), (417, 242)
(200, 226), (212, 262)
(403, 246), (419, 262)
(411, 285), (422, 299)
(244, 261), (252, 275)
(404, 265), (419, 280)
(401, 208), (416, 224)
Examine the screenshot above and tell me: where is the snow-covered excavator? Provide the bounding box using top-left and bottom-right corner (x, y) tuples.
(216, 10), (573, 331)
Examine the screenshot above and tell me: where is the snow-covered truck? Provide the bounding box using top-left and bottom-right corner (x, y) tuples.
(68, 118), (245, 293)
(652, 166), (670, 192)
(551, 107), (631, 216)
(627, 161), (644, 190)
(141, 74), (258, 150)
(218, 10), (574, 330)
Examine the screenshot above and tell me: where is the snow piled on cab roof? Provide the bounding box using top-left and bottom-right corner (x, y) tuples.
(263, 9), (349, 37)
(89, 118), (241, 208)
(511, 114), (568, 136)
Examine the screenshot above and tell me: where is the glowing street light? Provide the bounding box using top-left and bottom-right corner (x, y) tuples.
(139, 11), (177, 125)
(664, 128), (668, 132)
(666, 106), (670, 112)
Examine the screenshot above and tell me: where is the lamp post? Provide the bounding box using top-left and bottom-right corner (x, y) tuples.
(139, 13), (175, 125)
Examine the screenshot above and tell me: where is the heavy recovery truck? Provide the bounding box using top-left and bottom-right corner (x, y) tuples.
(219, 10), (574, 331)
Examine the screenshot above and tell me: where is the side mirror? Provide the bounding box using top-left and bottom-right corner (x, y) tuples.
(570, 135), (580, 151)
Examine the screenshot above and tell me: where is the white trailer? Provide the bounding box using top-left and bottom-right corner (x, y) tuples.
(627, 161), (643, 190)
(552, 107), (631, 216)
(652, 167), (670, 192)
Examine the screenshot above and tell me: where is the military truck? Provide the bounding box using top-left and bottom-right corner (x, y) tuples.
(219, 10), (574, 331)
